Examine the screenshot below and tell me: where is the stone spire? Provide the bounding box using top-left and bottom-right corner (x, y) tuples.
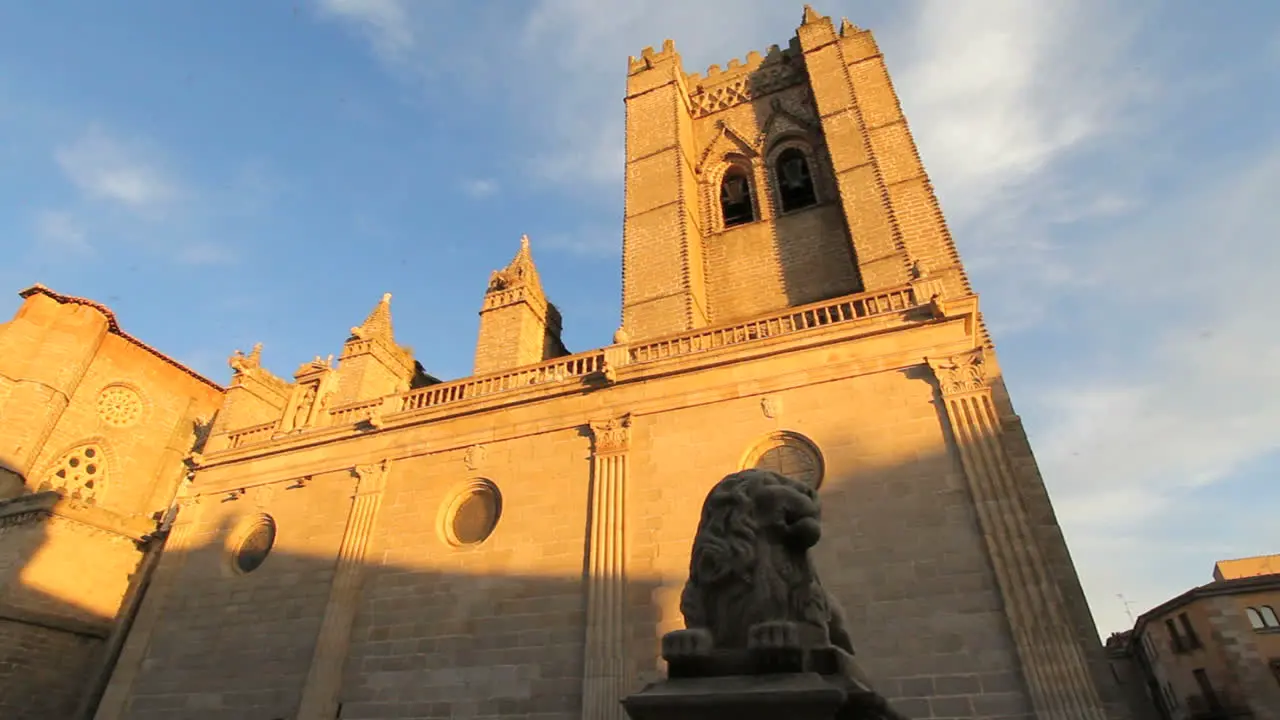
(334, 292), (416, 404)
(349, 292), (396, 345)
(474, 235), (567, 375)
(485, 235), (546, 302)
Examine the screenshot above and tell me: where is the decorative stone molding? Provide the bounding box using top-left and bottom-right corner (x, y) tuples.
(0, 602), (111, 639)
(927, 349), (989, 396)
(925, 355), (1108, 720)
(909, 259), (947, 306)
(589, 414), (632, 456)
(582, 415), (634, 720)
(0, 491), (155, 541)
(279, 358), (340, 435)
(463, 444), (486, 471)
(296, 460), (393, 719)
(760, 395), (781, 419)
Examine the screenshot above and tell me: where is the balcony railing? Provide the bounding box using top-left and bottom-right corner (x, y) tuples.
(226, 421), (277, 449)
(327, 398), (383, 426)
(628, 286), (919, 364)
(215, 286), (927, 452)
(399, 350), (606, 413)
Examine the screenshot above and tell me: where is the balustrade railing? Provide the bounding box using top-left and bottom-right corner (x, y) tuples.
(218, 286), (923, 450)
(399, 350), (606, 413)
(226, 421), (277, 449)
(628, 286), (918, 364)
(327, 399), (383, 426)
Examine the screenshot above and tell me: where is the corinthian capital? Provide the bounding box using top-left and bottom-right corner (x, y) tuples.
(353, 460), (391, 495)
(589, 414), (632, 456)
(926, 349), (990, 396)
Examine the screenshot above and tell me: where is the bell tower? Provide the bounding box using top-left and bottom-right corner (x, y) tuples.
(619, 6), (975, 343)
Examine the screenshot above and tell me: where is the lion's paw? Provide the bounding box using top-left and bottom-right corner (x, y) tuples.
(747, 620), (801, 650)
(661, 628), (714, 661)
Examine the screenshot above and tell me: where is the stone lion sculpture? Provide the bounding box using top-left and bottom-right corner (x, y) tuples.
(678, 468), (855, 653)
(661, 469), (909, 720)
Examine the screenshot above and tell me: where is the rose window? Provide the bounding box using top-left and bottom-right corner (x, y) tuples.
(97, 385), (143, 428)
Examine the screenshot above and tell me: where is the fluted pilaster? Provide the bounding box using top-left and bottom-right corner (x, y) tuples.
(927, 350), (1106, 720)
(296, 461), (391, 720)
(582, 414), (632, 720)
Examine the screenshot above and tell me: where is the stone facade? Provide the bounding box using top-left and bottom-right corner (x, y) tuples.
(0, 6), (1127, 720)
(0, 286), (224, 719)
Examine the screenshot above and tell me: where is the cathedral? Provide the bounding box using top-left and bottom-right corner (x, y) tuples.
(0, 7), (1128, 720)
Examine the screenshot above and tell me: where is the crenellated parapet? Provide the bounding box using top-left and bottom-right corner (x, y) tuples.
(683, 40), (807, 119)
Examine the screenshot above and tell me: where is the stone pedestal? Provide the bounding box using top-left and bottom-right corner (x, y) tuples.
(621, 632), (909, 720)
(623, 673), (845, 720)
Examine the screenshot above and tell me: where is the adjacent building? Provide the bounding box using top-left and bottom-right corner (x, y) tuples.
(0, 286), (223, 719)
(1120, 555), (1280, 719)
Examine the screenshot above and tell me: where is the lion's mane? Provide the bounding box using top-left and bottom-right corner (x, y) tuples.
(678, 469), (854, 653)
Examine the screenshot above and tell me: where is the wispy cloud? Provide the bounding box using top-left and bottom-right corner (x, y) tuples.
(535, 226), (620, 259)
(461, 178), (499, 199)
(315, 0), (416, 64)
(33, 210), (91, 255)
(54, 125), (180, 215)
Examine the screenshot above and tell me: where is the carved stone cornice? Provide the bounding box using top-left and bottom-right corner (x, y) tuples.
(0, 491), (156, 540)
(0, 602), (111, 639)
(927, 349), (989, 396)
(589, 414), (633, 456)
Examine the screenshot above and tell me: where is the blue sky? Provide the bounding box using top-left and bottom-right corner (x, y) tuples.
(2, 1), (1278, 639)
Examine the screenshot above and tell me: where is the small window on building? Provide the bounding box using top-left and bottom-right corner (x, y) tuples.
(720, 166), (755, 228)
(1166, 618), (1186, 652)
(1248, 607), (1266, 629)
(1178, 612), (1202, 649)
(775, 147), (817, 212)
(1260, 605), (1280, 628)
(1192, 668), (1221, 711)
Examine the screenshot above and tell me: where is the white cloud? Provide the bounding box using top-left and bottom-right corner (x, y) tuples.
(33, 210), (91, 254)
(54, 125), (180, 213)
(1020, 137), (1280, 636)
(461, 178), (499, 198)
(895, 0), (1151, 225)
(315, 0), (415, 63)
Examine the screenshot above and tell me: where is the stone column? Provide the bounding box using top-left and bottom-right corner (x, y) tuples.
(582, 415), (632, 720)
(295, 460), (391, 720)
(927, 350), (1108, 720)
(93, 496), (205, 720)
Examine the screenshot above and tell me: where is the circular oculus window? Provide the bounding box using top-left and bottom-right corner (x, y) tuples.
(441, 481), (502, 547)
(747, 432), (825, 489)
(233, 516), (277, 574)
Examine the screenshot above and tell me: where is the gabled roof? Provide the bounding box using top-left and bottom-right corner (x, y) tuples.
(17, 284), (224, 392)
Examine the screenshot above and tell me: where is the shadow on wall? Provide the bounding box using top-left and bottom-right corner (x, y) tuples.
(0, 365), (1135, 720)
(0, 517), (118, 720)
(95, 510), (664, 720)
